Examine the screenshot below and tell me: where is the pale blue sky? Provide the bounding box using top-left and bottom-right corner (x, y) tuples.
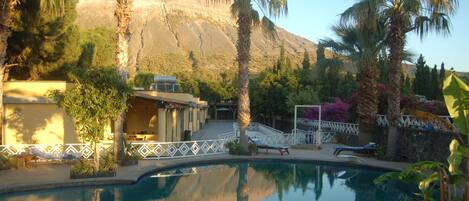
(267, 0), (469, 72)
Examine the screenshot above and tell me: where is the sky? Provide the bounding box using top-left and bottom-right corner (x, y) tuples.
(267, 0), (469, 72)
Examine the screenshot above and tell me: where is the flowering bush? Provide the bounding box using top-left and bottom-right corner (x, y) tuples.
(304, 98), (352, 122)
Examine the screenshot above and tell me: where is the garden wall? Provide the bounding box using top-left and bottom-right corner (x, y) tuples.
(336, 128), (459, 164)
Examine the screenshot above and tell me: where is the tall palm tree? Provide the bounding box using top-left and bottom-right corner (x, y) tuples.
(343, 0), (458, 159)
(211, 0), (288, 153)
(322, 3), (387, 145)
(114, 0), (132, 163)
(0, 0), (64, 143)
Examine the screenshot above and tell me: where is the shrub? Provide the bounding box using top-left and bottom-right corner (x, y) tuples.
(226, 141), (257, 155)
(0, 154), (17, 170)
(70, 152), (116, 178)
(226, 141), (241, 155)
(304, 98), (352, 122)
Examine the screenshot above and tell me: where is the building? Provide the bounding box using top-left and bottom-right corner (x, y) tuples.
(1, 78), (208, 145)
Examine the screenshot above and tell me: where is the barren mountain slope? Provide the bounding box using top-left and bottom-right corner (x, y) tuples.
(76, 0), (318, 75)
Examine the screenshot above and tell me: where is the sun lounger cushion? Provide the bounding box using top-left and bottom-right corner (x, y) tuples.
(251, 138), (290, 155)
(334, 143), (377, 156)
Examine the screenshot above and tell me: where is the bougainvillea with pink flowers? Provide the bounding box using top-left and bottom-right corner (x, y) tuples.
(305, 98), (352, 122)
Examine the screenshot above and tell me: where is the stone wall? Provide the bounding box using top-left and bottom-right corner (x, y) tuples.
(336, 128), (459, 163)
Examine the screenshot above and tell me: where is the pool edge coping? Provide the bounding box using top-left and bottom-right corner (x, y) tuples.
(0, 156), (407, 195)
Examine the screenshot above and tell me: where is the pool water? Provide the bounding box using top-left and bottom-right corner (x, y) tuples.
(0, 161), (417, 201)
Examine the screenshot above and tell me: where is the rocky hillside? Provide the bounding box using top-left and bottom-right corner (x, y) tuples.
(76, 0), (318, 76)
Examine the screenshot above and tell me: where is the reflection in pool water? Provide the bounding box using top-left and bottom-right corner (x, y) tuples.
(0, 162), (417, 201)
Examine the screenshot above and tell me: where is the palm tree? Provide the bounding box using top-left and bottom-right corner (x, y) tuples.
(322, 3), (387, 144)
(0, 0), (64, 142)
(343, 0), (458, 159)
(211, 0), (288, 153)
(114, 0), (132, 163)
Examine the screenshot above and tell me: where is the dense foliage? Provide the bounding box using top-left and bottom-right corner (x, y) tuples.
(6, 0), (80, 80)
(134, 73), (154, 90)
(413, 54), (446, 101)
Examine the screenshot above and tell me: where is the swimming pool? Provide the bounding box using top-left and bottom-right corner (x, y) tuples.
(0, 161), (416, 201)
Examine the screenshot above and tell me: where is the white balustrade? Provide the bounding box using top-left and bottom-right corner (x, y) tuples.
(300, 119), (359, 135)
(130, 139), (233, 160)
(0, 143), (113, 160)
(376, 115), (455, 132)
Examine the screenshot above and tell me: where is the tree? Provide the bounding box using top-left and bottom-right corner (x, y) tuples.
(7, 0), (80, 80)
(49, 68), (132, 171)
(188, 50), (199, 70)
(211, 0), (288, 153)
(286, 86), (319, 113)
(322, 3), (387, 144)
(315, 42), (343, 101)
(302, 49), (311, 70)
(343, 0), (459, 159)
(0, 0), (65, 144)
(134, 73), (154, 90)
(439, 62), (446, 100)
(422, 64), (431, 97)
(338, 72), (357, 99)
(250, 68), (299, 127)
(79, 27), (116, 68)
(431, 64), (439, 100)
(413, 54), (426, 95)
(114, 0), (133, 163)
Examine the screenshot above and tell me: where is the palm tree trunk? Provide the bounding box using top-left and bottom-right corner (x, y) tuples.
(0, 0), (16, 145)
(236, 163), (249, 201)
(236, 4), (252, 154)
(114, 0), (132, 164)
(93, 142), (100, 171)
(357, 62), (378, 145)
(386, 14), (405, 160)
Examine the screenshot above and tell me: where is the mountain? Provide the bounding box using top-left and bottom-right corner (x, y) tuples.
(76, 0), (318, 76)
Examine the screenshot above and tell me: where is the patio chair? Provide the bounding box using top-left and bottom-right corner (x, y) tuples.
(333, 143), (377, 157)
(250, 138), (290, 155)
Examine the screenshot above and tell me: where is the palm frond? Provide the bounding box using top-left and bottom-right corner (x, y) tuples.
(253, 0), (288, 19)
(260, 16), (277, 39)
(39, 0), (65, 17)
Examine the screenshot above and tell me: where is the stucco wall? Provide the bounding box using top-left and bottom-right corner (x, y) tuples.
(3, 104), (80, 144)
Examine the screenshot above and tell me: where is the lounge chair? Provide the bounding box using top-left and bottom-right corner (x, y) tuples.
(250, 138), (290, 155)
(333, 143), (377, 156)
(30, 147), (80, 161)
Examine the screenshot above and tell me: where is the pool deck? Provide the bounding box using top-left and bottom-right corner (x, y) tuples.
(0, 144), (408, 195)
(192, 120), (235, 140)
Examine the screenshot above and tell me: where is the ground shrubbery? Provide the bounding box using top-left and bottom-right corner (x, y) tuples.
(0, 154), (17, 170)
(70, 152), (116, 179)
(226, 141), (257, 155)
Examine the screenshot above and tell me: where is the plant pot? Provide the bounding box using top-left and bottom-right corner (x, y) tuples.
(121, 159), (138, 166)
(70, 170), (116, 179)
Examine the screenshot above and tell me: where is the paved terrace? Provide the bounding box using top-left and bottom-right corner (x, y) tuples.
(0, 144), (408, 194)
(192, 120), (234, 140)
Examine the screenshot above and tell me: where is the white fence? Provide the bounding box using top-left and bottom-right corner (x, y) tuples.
(300, 119), (359, 135)
(0, 143), (113, 159)
(376, 115), (455, 132)
(129, 138), (235, 160)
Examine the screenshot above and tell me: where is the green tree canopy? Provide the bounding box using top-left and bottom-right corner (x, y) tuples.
(134, 72), (154, 90)
(7, 0), (80, 80)
(48, 67), (132, 170)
